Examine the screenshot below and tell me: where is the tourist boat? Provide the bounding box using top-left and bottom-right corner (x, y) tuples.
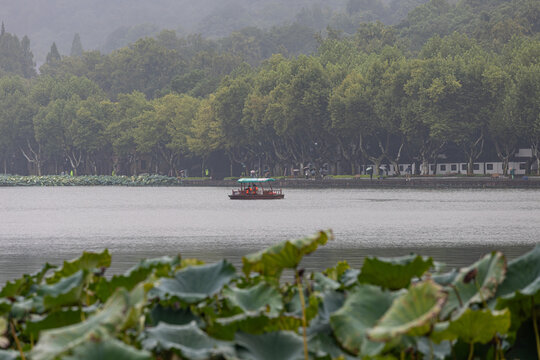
(229, 178), (284, 200)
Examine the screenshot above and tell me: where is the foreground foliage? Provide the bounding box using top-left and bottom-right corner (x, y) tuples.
(0, 230), (539, 359)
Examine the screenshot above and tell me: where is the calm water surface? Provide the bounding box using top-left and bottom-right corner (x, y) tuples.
(0, 187), (538, 283)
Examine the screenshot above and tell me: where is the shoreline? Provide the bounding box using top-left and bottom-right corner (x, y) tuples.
(183, 176), (540, 189)
(1, 174), (540, 188)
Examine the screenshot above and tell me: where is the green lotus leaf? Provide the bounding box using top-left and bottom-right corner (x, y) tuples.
(431, 308), (510, 344)
(10, 298), (33, 319)
(153, 260), (236, 304)
(223, 282), (283, 316)
(61, 337), (151, 360)
(242, 230), (332, 278)
(368, 280), (447, 342)
(0, 263), (56, 298)
(148, 304), (203, 327)
(0, 300), (11, 316)
(415, 337), (451, 360)
(495, 244), (540, 304)
(209, 310), (302, 340)
(38, 270), (87, 311)
(94, 256), (179, 302)
(307, 291), (345, 336)
(431, 269), (458, 286)
(25, 309), (83, 339)
(0, 350), (18, 360)
(142, 321), (234, 360)
(313, 272), (340, 292)
(442, 251), (506, 319)
(30, 287), (141, 360)
(358, 254), (434, 290)
(330, 284), (400, 355)
(286, 291), (320, 322)
(341, 268), (360, 287)
(308, 332), (356, 360)
(126, 255), (180, 277)
(323, 261), (350, 282)
(234, 331), (305, 360)
(47, 250), (111, 284)
(505, 318), (538, 360)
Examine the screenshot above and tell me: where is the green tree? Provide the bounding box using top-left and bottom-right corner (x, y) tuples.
(106, 91), (151, 175)
(46, 42), (61, 65)
(70, 33), (83, 57)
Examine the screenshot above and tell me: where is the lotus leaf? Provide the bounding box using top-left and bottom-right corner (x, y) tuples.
(415, 337), (451, 360)
(341, 268), (360, 287)
(0, 350), (17, 360)
(25, 309), (83, 339)
(38, 270), (87, 311)
(148, 304), (203, 327)
(286, 291), (320, 321)
(47, 250), (111, 284)
(0, 300), (11, 316)
(126, 255), (180, 277)
(495, 244), (540, 305)
(95, 256), (178, 301)
(235, 331), (305, 360)
(62, 337), (151, 360)
(313, 272), (340, 292)
(10, 298), (33, 319)
(1, 263), (56, 299)
(358, 254), (433, 290)
(209, 311), (302, 340)
(505, 318), (538, 360)
(242, 230), (332, 278)
(442, 251), (506, 319)
(431, 308), (510, 344)
(308, 332), (356, 360)
(307, 291), (345, 336)
(431, 269), (458, 286)
(31, 288), (137, 360)
(323, 260), (350, 281)
(223, 282), (283, 316)
(330, 284), (399, 355)
(368, 280), (447, 341)
(153, 260), (235, 304)
(142, 321), (234, 359)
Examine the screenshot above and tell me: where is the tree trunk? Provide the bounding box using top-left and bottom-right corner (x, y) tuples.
(20, 140), (43, 176)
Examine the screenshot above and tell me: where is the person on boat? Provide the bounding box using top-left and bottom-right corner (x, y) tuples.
(254, 185), (258, 194)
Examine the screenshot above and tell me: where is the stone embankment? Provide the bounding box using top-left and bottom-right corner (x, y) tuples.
(183, 176), (540, 189)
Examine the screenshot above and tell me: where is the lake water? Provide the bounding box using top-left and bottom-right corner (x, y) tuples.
(0, 186), (538, 283)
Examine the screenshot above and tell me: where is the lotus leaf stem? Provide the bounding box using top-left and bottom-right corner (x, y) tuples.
(10, 320), (25, 360)
(467, 342), (474, 360)
(532, 297), (540, 360)
(474, 278), (487, 308)
(296, 271), (309, 360)
(449, 284), (463, 307)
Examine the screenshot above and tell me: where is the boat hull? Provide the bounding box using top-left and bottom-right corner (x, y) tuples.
(228, 194), (284, 200)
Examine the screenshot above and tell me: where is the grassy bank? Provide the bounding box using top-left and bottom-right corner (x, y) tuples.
(0, 230), (539, 359)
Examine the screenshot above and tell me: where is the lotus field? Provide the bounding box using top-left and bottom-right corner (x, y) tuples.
(0, 231), (539, 359)
(0, 175), (183, 186)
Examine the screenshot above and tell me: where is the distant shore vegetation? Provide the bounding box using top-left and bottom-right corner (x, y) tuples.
(1, 230), (540, 359)
(0, 0), (539, 179)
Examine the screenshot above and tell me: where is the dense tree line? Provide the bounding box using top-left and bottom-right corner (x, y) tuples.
(0, 0), (539, 177)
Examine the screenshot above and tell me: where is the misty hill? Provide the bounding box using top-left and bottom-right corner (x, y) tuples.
(1, 0), (428, 64)
(0, 0), (343, 64)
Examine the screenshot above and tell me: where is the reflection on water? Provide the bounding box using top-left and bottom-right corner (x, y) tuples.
(0, 186), (538, 283)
